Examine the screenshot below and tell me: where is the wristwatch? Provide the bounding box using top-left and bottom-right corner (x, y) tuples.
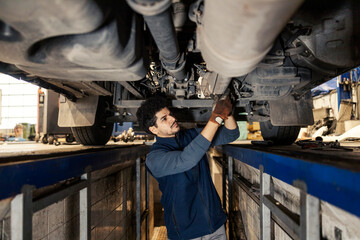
(215, 116), (223, 125)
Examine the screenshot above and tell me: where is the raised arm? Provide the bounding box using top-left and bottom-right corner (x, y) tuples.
(147, 121), (220, 178)
(146, 96), (233, 178)
(211, 115), (240, 146)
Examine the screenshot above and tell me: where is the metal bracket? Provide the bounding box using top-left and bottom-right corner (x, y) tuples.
(296, 180), (320, 240)
(10, 177), (91, 240)
(136, 157), (141, 240)
(228, 156), (234, 240)
(259, 168), (320, 240)
(11, 185), (33, 240)
(80, 173), (91, 240)
(260, 165), (271, 240)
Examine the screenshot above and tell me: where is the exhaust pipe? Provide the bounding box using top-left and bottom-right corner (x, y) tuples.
(199, 0), (304, 77)
(127, 0), (186, 80)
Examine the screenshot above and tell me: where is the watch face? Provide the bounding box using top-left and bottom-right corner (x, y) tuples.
(215, 116), (223, 125)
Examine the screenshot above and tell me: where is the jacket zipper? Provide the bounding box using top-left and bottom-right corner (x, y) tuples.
(197, 183), (214, 232)
(172, 205), (181, 237)
(174, 132), (213, 233)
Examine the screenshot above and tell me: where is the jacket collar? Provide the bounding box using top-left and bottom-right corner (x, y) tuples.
(156, 135), (175, 143)
(155, 131), (181, 147)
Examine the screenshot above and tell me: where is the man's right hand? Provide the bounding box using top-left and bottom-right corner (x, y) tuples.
(209, 96), (233, 125)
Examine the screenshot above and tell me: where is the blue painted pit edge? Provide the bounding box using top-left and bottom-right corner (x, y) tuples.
(223, 145), (360, 218)
(0, 145), (150, 200)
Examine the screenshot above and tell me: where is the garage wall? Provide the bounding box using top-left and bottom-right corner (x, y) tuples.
(312, 90), (338, 120)
(0, 73), (38, 131)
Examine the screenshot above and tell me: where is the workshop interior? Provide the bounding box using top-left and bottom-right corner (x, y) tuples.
(0, 0), (360, 239)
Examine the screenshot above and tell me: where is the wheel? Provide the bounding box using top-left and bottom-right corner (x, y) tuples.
(65, 134), (75, 143)
(41, 134), (48, 144)
(48, 135), (55, 145)
(260, 120), (300, 145)
(35, 133), (40, 143)
(71, 97), (113, 145)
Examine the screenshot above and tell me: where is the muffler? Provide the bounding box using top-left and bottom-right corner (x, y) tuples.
(199, 0), (304, 77)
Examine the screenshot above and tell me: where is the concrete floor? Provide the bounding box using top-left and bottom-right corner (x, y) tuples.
(0, 140), (149, 158)
(1, 139), (358, 159)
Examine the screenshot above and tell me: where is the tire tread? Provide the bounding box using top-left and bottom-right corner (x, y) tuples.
(71, 97), (113, 146)
(260, 121), (300, 145)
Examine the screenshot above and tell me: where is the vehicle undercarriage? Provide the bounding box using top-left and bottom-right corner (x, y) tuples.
(0, 0), (359, 145)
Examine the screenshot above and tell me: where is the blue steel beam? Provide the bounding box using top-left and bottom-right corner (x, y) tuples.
(223, 145), (360, 218)
(0, 145), (150, 200)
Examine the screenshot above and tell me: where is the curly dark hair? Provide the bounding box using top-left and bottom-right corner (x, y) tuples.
(136, 96), (169, 134)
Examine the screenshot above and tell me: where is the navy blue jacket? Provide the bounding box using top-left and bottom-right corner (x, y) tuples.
(146, 126), (239, 239)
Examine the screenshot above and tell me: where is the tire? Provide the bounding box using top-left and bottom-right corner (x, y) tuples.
(41, 134), (48, 144)
(71, 97), (114, 146)
(260, 120), (300, 145)
(35, 133), (40, 143)
(65, 134), (75, 143)
(48, 135), (55, 145)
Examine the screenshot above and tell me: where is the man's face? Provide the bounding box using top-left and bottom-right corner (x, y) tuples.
(149, 107), (180, 137)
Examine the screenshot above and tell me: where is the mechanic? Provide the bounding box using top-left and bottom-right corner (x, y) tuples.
(136, 95), (239, 239)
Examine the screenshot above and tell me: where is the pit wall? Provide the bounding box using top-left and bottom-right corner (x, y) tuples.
(207, 149), (360, 240)
(0, 161), (153, 240)
(233, 159), (360, 240)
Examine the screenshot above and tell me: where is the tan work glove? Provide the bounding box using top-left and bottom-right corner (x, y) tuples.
(209, 95), (233, 125)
